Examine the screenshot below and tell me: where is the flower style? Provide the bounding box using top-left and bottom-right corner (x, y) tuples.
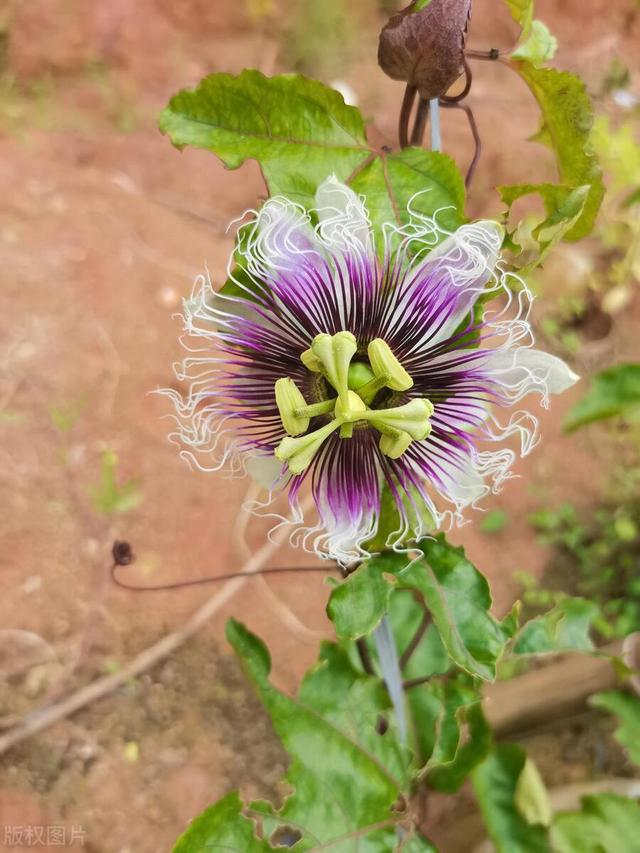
(164, 176), (578, 565)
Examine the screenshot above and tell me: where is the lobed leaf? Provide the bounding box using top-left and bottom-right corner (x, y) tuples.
(171, 619), (436, 851)
(472, 744), (551, 853)
(512, 597), (598, 655)
(499, 183), (588, 272)
(173, 792), (270, 852)
(408, 537), (518, 681)
(510, 64), (604, 240)
(564, 363), (640, 431)
(551, 793), (640, 852)
(328, 536), (515, 681)
(160, 70), (371, 209)
(590, 690), (640, 766)
(512, 20), (557, 66)
(326, 553), (400, 640)
(350, 147), (466, 252)
(160, 71), (466, 250)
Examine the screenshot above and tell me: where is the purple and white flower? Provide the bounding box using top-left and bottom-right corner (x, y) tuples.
(164, 177), (578, 565)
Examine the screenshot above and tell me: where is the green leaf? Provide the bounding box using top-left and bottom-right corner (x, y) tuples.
(200, 619), (437, 851)
(388, 592), (450, 682)
(472, 744), (551, 853)
(406, 677), (481, 774)
(564, 364), (640, 431)
(514, 759), (552, 828)
(173, 791), (269, 852)
(89, 450), (142, 516)
(160, 70), (371, 209)
(551, 793), (640, 852)
(512, 20), (557, 66)
(512, 597), (597, 655)
(590, 690), (640, 766)
(161, 73), (467, 296)
(505, 0), (534, 32)
(427, 697), (492, 792)
(326, 553), (401, 640)
(351, 148), (466, 253)
(500, 183), (589, 271)
(298, 640), (411, 788)
(357, 537), (516, 682)
(405, 536), (517, 680)
(511, 64), (604, 240)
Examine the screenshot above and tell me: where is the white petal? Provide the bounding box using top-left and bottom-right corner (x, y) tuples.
(487, 347), (580, 401)
(421, 220), (505, 346)
(428, 219), (504, 276)
(329, 79), (358, 106)
(431, 452), (489, 511)
(245, 454), (284, 490)
(314, 174), (372, 253)
(246, 197), (320, 277)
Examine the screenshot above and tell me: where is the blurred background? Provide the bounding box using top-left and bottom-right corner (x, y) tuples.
(0, 0), (638, 850)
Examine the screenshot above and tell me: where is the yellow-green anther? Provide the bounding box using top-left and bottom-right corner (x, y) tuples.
(275, 378), (310, 436)
(368, 339), (414, 392)
(300, 347), (323, 373)
(334, 391), (367, 438)
(347, 361), (375, 391)
(311, 332), (357, 411)
(379, 429), (413, 459)
(275, 418), (343, 475)
(365, 398), (434, 441)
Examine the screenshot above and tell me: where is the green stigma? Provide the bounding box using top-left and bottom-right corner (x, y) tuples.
(274, 331), (433, 474)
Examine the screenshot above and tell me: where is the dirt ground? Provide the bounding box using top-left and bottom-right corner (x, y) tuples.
(1, 0), (639, 851)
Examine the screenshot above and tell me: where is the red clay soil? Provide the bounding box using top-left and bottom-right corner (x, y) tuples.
(1, 0), (639, 850)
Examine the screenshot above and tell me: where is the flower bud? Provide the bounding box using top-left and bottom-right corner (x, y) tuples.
(378, 0), (472, 101)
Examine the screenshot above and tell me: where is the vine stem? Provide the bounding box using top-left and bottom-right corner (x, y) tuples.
(0, 496), (315, 756)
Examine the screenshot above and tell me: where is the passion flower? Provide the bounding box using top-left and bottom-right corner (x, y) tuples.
(163, 176), (577, 564)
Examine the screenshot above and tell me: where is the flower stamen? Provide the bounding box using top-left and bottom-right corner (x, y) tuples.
(276, 418), (344, 474)
(362, 398), (434, 441)
(368, 339), (414, 392)
(378, 429), (413, 459)
(274, 377), (311, 436)
(276, 335), (432, 471)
